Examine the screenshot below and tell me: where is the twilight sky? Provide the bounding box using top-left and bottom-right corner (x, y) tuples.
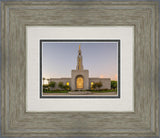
(42, 42), (118, 80)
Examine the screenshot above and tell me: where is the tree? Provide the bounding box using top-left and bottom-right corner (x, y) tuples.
(48, 81), (56, 88)
(42, 77), (45, 84)
(43, 84), (48, 88)
(43, 84), (49, 92)
(111, 81), (117, 89)
(58, 82), (64, 89)
(96, 81), (102, 90)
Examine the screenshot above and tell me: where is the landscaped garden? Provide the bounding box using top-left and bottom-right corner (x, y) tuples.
(43, 81), (117, 93)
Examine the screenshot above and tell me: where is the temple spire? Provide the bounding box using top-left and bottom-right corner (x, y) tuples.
(76, 45), (83, 70)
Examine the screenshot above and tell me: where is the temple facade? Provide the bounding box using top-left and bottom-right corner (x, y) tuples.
(48, 45), (111, 90)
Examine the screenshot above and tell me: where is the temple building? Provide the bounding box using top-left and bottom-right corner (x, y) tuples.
(48, 45), (111, 90)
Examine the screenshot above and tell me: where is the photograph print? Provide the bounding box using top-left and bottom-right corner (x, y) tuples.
(40, 40), (120, 98)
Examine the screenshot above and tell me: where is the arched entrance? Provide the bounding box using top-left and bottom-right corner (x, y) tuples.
(76, 76), (84, 89)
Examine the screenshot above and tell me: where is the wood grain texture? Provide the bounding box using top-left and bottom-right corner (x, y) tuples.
(1, 1), (159, 137)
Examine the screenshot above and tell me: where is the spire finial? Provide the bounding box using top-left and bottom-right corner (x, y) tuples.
(76, 44), (83, 70)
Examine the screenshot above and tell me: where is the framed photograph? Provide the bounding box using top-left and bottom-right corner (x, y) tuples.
(40, 40), (120, 98)
(26, 26), (133, 112)
(1, 1), (159, 137)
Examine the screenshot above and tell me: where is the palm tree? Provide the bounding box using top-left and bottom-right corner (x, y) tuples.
(42, 77), (45, 84)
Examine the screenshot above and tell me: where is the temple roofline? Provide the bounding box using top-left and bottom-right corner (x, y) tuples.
(89, 78), (111, 80)
(49, 78), (71, 79)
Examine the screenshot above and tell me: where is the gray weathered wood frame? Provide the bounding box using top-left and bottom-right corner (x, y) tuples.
(1, 1), (159, 137)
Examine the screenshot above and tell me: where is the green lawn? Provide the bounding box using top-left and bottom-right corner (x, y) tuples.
(43, 89), (117, 93)
(88, 89), (117, 92)
(43, 90), (69, 93)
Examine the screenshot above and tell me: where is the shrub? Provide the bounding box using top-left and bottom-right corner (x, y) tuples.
(96, 82), (102, 90)
(92, 81), (103, 90)
(63, 85), (70, 90)
(43, 84), (50, 92)
(111, 81), (117, 89)
(92, 83), (97, 89)
(58, 82), (64, 89)
(48, 81), (56, 88)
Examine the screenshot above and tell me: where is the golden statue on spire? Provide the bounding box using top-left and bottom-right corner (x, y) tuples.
(76, 44), (83, 70)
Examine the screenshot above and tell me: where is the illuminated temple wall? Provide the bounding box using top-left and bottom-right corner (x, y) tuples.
(71, 69), (89, 90)
(89, 78), (111, 89)
(48, 78), (71, 90)
(48, 76), (111, 90)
